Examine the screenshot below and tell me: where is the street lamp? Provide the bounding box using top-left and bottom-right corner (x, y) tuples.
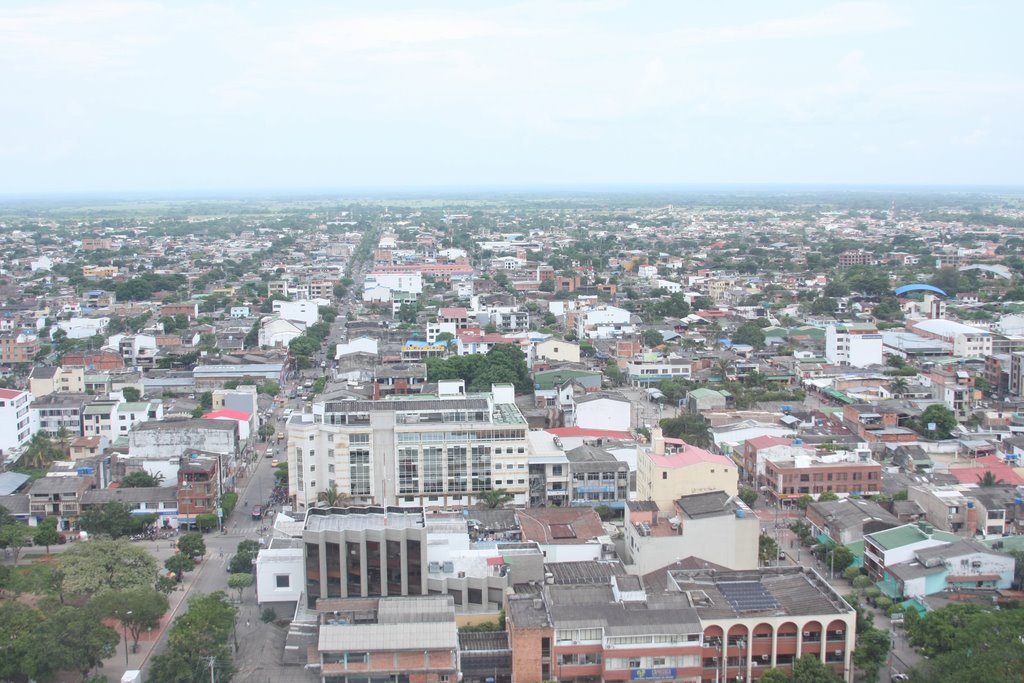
(124, 610), (133, 668)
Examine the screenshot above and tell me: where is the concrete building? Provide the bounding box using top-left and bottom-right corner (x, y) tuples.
(286, 382), (531, 511)
(574, 392), (631, 432)
(129, 418), (239, 460)
(825, 323), (883, 368)
(507, 564), (856, 683)
(535, 338), (580, 364)
(258, 316), (305, 348)
(626, 357), (694, 386)
(911, 318), (992, 359)
(805, 498), (901, 546)
(565, 443), (630, 509)
(575, 305), (634, 340)
(177, 450), (224, 530)
(29, 365), (85, 396)
(0, 388), (36, 455)
(624, 493), (760, 574)
(516, 507), (612, 563)
(0, 332), (39, 364)
(762, 445), (881, 504)
(637, 428), (738, 510)
(315, 596), (459, 683)
(31, 392), (94, 436)
(273, 299), (322, 327)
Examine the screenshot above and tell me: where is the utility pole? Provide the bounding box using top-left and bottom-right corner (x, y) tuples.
(209, 655), (217, 683)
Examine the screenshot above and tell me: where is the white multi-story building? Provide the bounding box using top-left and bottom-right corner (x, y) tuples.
(272, 299), (324, 327)
(286, 381), (531, 511)
(825, 323), (883, 368)
(363, 272), (423, 297)
(575, 305), (634, 339)
(0, 388), (36, 454)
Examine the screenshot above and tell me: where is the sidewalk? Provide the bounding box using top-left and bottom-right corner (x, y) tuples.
(94, 558), (205, 682)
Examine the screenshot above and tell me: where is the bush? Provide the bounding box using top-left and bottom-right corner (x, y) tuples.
(220, 492), (239, 518)
(261, 607), (276, 623)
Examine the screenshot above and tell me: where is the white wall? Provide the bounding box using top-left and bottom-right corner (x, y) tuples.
(576, 399), (631, 432)
(255, 547), (305, 606)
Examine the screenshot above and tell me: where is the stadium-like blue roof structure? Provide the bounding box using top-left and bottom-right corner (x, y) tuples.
(894, 284), (948, 298)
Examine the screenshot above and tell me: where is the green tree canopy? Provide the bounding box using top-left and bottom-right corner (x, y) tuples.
(121, 469), (164, 488)
(59, 538), (159, 596)
(92, 588), (170, 652)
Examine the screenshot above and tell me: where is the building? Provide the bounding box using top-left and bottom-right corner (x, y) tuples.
(574, 392), (631, 432)
(911, 318), (992, 359)
(286, 382), (531, 511)
(637, 428), (738, 510)
(258, 317), (305, 348)
(314, 596), (459, 683)
(0, 388), (36, 454)
(626, 357), (694, 386)
(565, 444), (630, 509)
(129, 418), (239, 460)
(27, 474), (95, 528)
(805, 498), (901, 546)
(273, 299), (322, 327)
(0, 332), (39, 364)
(31, 392), (94, 436)
(862, 522), (959, 583)
(177, 450), (223, 529)
(81, 486), (178, 529)
(837, 250), (875, 268)
(535, 339), (580, 364)
(507, 564), (856, 683)
(516, 507), (611, 563)
(762, 445), (881, 503)
(575, 305), (634, 340)
(824, 323), (883, 368)
(159, 302), (200, 320)
(624, 492), (760, 574)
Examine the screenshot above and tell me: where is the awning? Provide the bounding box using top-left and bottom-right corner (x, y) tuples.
(486, 557), (506, 566)
(816, 533), (834, 546)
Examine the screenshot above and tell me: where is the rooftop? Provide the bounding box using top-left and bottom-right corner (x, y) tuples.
(304, 506), (425, 533)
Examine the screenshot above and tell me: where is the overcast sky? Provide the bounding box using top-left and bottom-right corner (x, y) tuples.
(1, 1), (1021, 194)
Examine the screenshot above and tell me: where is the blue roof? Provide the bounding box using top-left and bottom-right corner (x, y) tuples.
(894, 284), (948, 297)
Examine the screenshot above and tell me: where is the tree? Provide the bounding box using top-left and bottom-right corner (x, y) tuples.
(758, 669), (792, 683)
(93, 589), (170, 652)
(890, 376), (909, 397)
(21, 432), (63, 468)
(642, 329), (663, 348)
(165, 554), (195, 582)
(759, 533), (779, 565)
(258, 422), (276, 441)
(177, 532), (207, 560)
(825, 544), (855, 574)
(228, 539), (261, 574)
(79, 500), (138, 538)
(906, 604), (1024, 681)
(148, 591), (237, 683)
(732, 321), (766, 349)
(818, 490), (839, 502)
(916, 404), (958, 439)
(121, 469), (164, 488)
(122, 386), (142, 401)
(59, 538), (159, 596)
(32, 518), (60, 554)
(795, 494), (814, 511)
(791, 654), (843, 682)
(659, 414), (712, 449)
(977, 471), (1005, 487)
(477, 488), (514, 509)
(196, 512), (219, 532)
(0, 523), (31, 564)
(318, 480), (350, 507)
(738, 485), (758, 507)
(228, 572), (254, 603)
(46, 605), (119, 679)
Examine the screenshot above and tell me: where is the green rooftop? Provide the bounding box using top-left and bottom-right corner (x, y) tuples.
(866, 523), (959, 551)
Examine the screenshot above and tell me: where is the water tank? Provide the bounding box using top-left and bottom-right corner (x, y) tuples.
(735, 509), (746, 519)
(967, 501), (975, 509)
(1015, 497), (1022, 506)
(793, 438), (803, 445)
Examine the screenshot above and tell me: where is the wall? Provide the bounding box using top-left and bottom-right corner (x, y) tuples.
(255, 547), (305, 607)
(625, 513), (759, 574)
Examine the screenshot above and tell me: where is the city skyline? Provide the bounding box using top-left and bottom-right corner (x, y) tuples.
(1, 0), (1022, 194)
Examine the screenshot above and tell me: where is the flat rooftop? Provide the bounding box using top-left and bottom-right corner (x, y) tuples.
(304, 506), (425, 532)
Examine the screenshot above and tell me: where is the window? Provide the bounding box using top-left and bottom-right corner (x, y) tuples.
(275, 575), (290, 588)
(662, 472), (668, 480)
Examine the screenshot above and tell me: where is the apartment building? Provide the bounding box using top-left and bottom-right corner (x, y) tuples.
(637, 428), (738, 510)
(287, 382), (531, 511)
(0, 388), (36, 454)
(911, 319), (992, 359)
(507, 565), (856, 683)
(762, 445), (881, 503)
(177, 450), (223, 529)
(626, 357), (694, 386)
(31, 392), (95, 436)
(824, 323), (883, 368)
(565, 444), (630, 508)
(0, 332), (39, 364)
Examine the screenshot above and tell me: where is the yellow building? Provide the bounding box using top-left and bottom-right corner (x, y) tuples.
(637, 427), (739, 510)
(82, 265), (119, 278)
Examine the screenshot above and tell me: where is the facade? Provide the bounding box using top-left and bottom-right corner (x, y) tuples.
(574, 393), (632, 433)
(911, 319), (992, 359)
(27, 474), (95, 528)
(32, 392), (94, 436)
(565, 444), (630, 509)
(626, 357), (694, 386)
(824, 323), (883, 368)
(287, 382), (531, 511)
(762, 446), (881, 503)
(273, 299), (322, 327)
(625, 493), (760, 574)
(315, 596), (459, 683)
(129, 418), (239, 459)
(575, 305), (634, 340)
(535, 339), (581, 364)
(0, 388), (36, 454)
(884, 538), (1015, 600)
(507, 565), (856, 683)
(0, 332), (39, 364)
(637, 429), (738, 510)
(177, 450), (223, 529)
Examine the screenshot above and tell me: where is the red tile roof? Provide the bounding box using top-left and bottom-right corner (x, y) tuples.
(517, 508), (605, 545)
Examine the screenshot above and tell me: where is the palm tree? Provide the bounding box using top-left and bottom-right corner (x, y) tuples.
(978, 471), (1005, 487)
(890, 377), (909, 398)
(317, 481), (351, 507)
(714, 356), (735, 381)
(476, 488), (514, 509)
(21, 433), (61, 469)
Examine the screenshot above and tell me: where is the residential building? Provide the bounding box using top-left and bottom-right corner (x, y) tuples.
(626, 357), (694, 386)
(507, 564), (856, 683)
(911, 318), (992, 359)
(762, 445), (881, 504)
(825, 323), (883, 368)
(273, 299), (322, 327)
(862, 522), (959, 583)
(535, 339), (580, 364)
(27, 474), (95, 528)
(129, 418), (239, 460)
(575, 305), (634, 339)
(574, 392), (631, 432)
(624, 492), (759, 573)
(315, 596), (459, 683)
(516, 507), (612, 563)
(0, 388), (36, 454)
(686, 388), (730, 414)
(159, 302), (199, 319)
(805, 498), (901, 546)
(565, 444), (630, 509)
(637, 428), (738, 510)
(81, 486), (178, 529)
(177, 450), (224, 529)
(0, 332), (39, 364)
(32, 392), (94, 436)
(258, 316), (305, 348)
(287, 382), (531, 510)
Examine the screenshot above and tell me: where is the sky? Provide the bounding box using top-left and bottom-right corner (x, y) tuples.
(1, 0), (1022, 194)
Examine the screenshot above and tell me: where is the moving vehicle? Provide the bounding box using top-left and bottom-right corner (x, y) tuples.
(251, 505), (262, 520)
